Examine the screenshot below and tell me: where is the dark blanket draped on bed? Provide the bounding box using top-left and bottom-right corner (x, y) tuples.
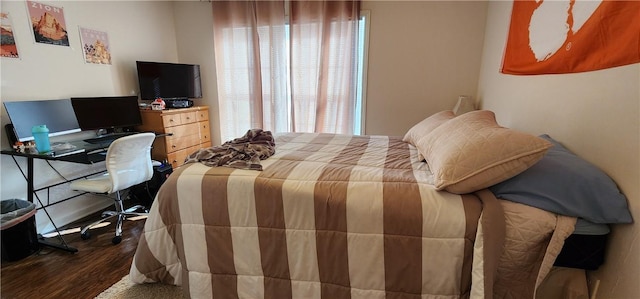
(184, 128), (275, 170)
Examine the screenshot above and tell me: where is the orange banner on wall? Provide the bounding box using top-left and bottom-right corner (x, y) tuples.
(501, 0), (640, 75)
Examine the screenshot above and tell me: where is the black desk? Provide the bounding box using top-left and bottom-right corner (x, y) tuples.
(1, 140), (111, 253)
(1, 132), (167, 252)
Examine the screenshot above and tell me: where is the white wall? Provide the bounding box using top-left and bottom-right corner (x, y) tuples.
(361, 0), (487, 136)
(172, 1), (221, 145)
(0, 0), (180, 232)
(478, 2), (640, 298)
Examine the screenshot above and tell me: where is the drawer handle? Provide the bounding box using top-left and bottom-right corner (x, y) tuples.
(169, 119), (175, 122)
(172, 145), (176, 148)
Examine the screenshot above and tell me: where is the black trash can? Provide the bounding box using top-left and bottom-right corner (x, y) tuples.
(1, 199), (40, 262)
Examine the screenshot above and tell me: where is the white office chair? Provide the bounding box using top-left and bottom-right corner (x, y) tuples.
(70, 132), (156, 244)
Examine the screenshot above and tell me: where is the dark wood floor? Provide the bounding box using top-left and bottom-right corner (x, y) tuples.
(1, 207), (147, 299)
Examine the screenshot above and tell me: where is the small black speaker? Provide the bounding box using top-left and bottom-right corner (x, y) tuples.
(130, 163), (173, 207)
(149, 164), (173, 193)
(5, 124), (18, 145)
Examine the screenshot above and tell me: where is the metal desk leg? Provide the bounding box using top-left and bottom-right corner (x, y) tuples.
(26, 157), (78, 253)
(27, 156), (33, 202)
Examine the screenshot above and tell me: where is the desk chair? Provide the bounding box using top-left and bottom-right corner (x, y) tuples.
(70, 133), (155, 244)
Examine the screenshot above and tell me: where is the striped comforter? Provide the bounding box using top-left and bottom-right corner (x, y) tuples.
(130, 133), (569, 299)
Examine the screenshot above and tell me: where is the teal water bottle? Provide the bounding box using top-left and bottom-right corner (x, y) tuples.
(32, 125), (51, 153)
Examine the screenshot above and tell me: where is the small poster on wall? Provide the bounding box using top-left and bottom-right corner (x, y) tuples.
(26, 0), (69, 46)
(0, 12), (20, 58)
(79, 27), (111, 65)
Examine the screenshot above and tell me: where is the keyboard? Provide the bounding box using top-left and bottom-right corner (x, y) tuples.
(83, 132), (136, 144)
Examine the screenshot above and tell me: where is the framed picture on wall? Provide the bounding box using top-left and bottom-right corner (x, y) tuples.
(26, 0), (70, 47)
(1, 12), (20, 58)
(79, 27), (111, 65)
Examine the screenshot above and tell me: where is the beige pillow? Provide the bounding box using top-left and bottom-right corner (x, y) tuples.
(403, 110), (455, 146)
(416, 110), (552, 194)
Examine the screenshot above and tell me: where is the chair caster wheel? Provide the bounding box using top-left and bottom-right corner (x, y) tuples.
(81, 231), (91, 240)
(112, 236), (122, 244)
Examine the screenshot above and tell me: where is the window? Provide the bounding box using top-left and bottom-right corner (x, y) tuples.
(212, 2), (369, 142)
(355, 10), (370, 135)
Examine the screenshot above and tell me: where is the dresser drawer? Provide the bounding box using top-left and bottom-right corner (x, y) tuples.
(166, 122), (199, 139)
(199, 121), (211, 143)
(196, 110), (209, 122)
(165, 134), (201, 153)
(167, 144), (202, 168)
(162, 114), (183, 127)
(180, 112), (197, 124)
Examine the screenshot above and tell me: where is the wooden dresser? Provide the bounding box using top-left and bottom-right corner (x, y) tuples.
(136, 106), (212, 169)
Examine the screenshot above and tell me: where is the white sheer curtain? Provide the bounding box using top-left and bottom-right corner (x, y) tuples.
(212, 1), (288, 141)
(289, 1), (360, 134)
(212, 0), (360, 142)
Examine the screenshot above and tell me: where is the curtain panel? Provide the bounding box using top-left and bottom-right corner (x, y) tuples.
(212, 0), (360, 141)
(289, 0), (360, 133)
(212, 1), (288, 140)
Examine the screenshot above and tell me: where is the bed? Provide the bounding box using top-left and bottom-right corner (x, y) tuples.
(129, 110), (632, 299)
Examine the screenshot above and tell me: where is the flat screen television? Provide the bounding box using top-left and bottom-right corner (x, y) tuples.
(70, 96), (142, 132)
(136, 61), (202, 101)
(4, 99), (81, 142)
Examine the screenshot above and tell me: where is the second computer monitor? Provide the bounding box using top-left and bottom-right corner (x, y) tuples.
(70, 96), (142, 132)
(4, 99), (81, 142)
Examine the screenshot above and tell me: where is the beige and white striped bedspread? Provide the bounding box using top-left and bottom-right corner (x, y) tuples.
(129, 133), (567, 299)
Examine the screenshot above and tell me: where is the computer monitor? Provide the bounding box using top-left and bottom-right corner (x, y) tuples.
(70, 96), (142, 132)
(4, 99), (82, 142)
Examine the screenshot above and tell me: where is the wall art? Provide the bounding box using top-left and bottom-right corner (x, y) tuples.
(79, 27), (111, 65)
(26, 0), (69, 46)
(1, 12), (20, 58)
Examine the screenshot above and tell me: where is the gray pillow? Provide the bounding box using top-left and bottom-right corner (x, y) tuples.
(489, 134), (633, 224)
